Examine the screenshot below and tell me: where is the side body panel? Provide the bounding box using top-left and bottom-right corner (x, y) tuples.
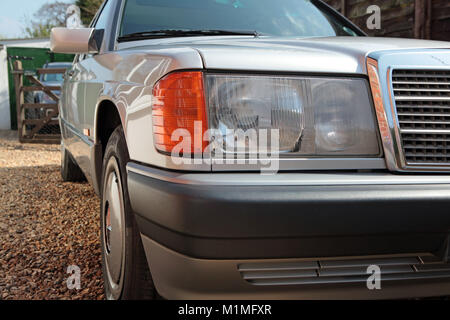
(60, 0), (210, 193)
(87, 48), (206, 167)
(60, 46), (209, 189)
(61, 57), (93, 183)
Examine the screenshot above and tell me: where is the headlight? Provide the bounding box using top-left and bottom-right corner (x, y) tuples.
(206, 74), (380, 156)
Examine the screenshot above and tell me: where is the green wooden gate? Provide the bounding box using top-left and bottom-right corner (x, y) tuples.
(7, 47), (74, 130)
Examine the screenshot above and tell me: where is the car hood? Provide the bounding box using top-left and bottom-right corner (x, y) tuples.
(123, 36), (450, 74)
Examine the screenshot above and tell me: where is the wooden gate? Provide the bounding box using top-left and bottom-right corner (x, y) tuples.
(324, 0), (450, 41)
(13, 60), (65, 144)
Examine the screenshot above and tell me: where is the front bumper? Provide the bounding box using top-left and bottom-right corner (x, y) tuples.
(127, 162), (450, 299)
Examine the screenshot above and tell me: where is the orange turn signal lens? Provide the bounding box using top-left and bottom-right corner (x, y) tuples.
(366, 58), (390, 143)
(152, 71), (208, 154)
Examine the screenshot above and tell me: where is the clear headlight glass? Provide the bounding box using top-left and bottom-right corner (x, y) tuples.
(206, 74), (379, 157)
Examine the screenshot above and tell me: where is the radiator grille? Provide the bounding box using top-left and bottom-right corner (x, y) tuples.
(238, 254), (450, 286)
(392, 69), (450, 165)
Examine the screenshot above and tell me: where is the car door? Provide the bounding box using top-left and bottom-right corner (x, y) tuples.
(67, 0), (113, 136)
(81, 0), (118, 139)
(60, 55), (90, 179)
(62, 55), (87, 142)
(66, 0), (119, 178)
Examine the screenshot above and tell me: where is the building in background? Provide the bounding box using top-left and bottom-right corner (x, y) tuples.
(0, 38), (73, 130)
(324, 0), (450, 41)
(0, 38), (51, 130)
(0, 44), (10, 130)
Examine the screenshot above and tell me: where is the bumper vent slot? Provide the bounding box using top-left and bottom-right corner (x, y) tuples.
(392, 69), (450, 166)
(238, 255), (450, 286)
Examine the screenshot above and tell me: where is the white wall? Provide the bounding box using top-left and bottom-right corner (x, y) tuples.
(0, 39), (51, 130)
(0, 38), (50, 48)
(0, 46), (11, 130)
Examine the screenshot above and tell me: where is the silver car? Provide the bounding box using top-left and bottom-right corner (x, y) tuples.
(51, 0), (450, 300)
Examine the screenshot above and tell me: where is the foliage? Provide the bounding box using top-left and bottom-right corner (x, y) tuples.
(75, 0), (103, 26)
(24, 24), (54, 38)
(24, 1), (71, 38)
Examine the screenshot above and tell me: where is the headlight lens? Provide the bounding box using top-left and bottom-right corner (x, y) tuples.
(207, 74), (379, 156)
(208, 76), (304, 152)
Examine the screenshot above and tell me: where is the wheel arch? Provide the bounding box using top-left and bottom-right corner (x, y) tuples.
(92, 98), (126, 195)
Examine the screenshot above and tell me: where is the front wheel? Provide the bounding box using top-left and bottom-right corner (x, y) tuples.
(100, 126), (157, 300)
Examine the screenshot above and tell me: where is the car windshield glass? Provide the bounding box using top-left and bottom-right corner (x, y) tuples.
(119, 0), (360, 39)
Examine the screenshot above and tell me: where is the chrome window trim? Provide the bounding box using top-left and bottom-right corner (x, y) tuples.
(88, 1), (106, 28)
(108, 0), (123, 51)
(80, 0), (121, 55)
(113, 0), (127, 50)
(370, 49), (450, 172)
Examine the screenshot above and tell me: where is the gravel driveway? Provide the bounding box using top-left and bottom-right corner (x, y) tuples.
(0, 130), (104, 300)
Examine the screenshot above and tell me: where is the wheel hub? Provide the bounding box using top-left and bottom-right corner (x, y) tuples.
(103, 169), (125, 286)
(105, 205), (112, 253)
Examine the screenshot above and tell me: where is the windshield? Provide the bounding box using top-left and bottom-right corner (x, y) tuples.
(120, 0), (360, 38)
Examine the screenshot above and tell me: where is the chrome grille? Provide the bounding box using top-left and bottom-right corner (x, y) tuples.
(392, 69), (450, 165)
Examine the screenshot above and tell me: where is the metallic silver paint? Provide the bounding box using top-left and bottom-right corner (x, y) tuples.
(118, 36), (450, 74)
(55, 11), (450, 177)
(114, 38), (450, 173)
(51, 28), (96, 54)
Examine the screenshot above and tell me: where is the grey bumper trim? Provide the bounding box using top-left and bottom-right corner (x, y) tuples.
(141, 236), (450, 300)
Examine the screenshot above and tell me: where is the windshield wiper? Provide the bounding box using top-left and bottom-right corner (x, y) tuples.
(118, 29), (259, 42)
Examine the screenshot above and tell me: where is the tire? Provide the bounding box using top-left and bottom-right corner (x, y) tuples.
(61, 144), (86, 182)
(100, 126), (157, 300)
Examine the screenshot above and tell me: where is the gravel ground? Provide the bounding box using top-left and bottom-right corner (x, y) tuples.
(0, 130), (104, 300)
